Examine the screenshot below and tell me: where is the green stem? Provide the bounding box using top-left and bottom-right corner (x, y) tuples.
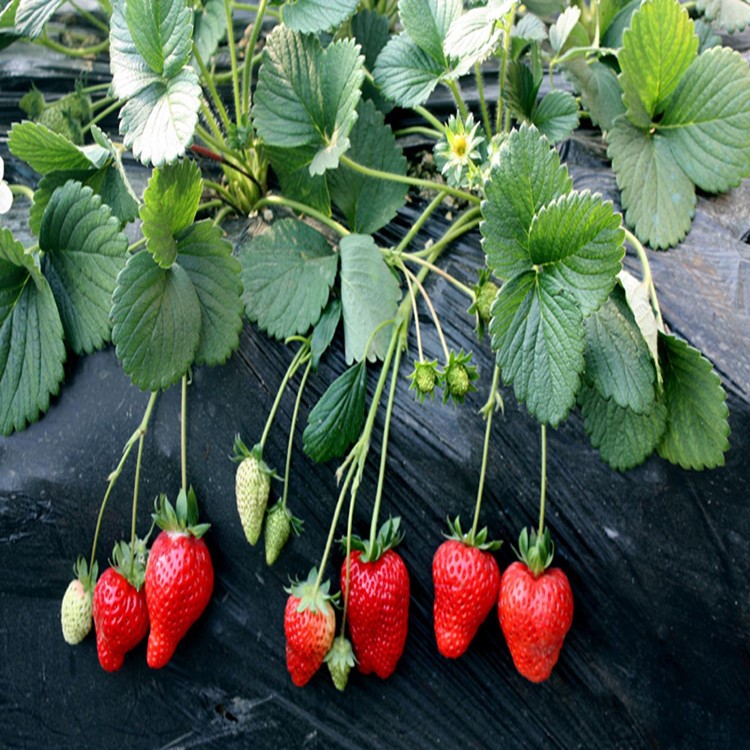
(475, 63), (492, 138)
(446, 78), (469, 120)
(128, 237), (147, 252)
(470, 364), (500, 539)
(199, 99), (226, 143)
(400, 263), (450, 361)
(538, 423), (547, 535)
(39, 36), (109, 58)
(367, 326), (405, 548)
(496, 22), (512, 134)
(401, 253), (475, 299)
(235, 1), (279, 15)
(129, 417), (146, 578)
(255, 194), (349, 236)
(197, 199), (224, 214)
(415, 106), (446, 134)
(393, 191), (447, 255)
(625, 228), (664, 331)
(88, 392), (158, 575)
(403, 269), (424, 362)
(259, 343), (310, 450)
(69, 1), (110, 32)
(223, 0), (243, 124)
(181, 375), (188, 492)
(241, 0), (268, 114)
(213, 205), (234, 226)
(195, 46), (232, 132)
(340, 478), (357, 636)
(90, 96), (116, 113)
(203, 178), (245, 213)
(9, 184), (34, 202)
(393, 126), (442, 139)
(339, 154), (480, 205)
(82, 100), (123, 134)
(281, 360), (312, 512)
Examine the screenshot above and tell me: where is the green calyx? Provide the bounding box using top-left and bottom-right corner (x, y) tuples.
(351, 516), (404, 564)
(110, 539), (148, 590)
(152, 487), (211, 539)
(408, 359), (439, 402)
(73, 556), (98, 594)
(286, 568), (337, 614)
(515, 527), (555, 577)
(444, 516), (502, 551)
(264, 500), (303, 566)
(468, 269), (499, 341)
(231, 434), (276, 478)
(441, 350), (479, 405)
(325, 635), (356, 692)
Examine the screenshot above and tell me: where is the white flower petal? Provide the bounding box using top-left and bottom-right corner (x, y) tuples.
(0, 181), (13, 215)
(0, 155), (4, 182)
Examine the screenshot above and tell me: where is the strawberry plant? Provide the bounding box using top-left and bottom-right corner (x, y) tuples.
(0, 0), (743, 698)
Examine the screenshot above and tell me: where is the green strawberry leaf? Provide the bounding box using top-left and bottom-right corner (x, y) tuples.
(563, 58), (624, 132)
(657, 333), (729, 470)
(39, 181), (129, 355)
(311, 298), (341, 373)
(660, 47), (750, 194)
(110, 0), (200, 166)
(532, 91), (580, 144)
(140, 160), (203, 268)
(239, 219), (338, 340)
(125, 0), (193, 77)
(8, 121), (99, 173)
(339, 234), (401, 364)
(607, 119), (695, 250)
(489, 271), (584, 427)
(526, 190), (624, 316)
(373, 34), (444, 108)
(269, 152), (332, 216)
(253, 27), (364, 176)
(14, 0), (62, 38)
(618, 270), (661, 385)
(174, 221), (243, 367)
(192, 0), (225, 65)
(696, 0), (750, 32)
(0, 228), (66, 435)
(111, 251), (201, 391)
(303, 360), (367, 463)
(481, 125), (573, 280)
(583, 284), (656, 413)
(444, 1), (507, 74)
(579, 383), (667, 471)
(282, 0), (359, 33)
(549, 5), (581, 53)
(618, 0), (698, 125)
(504, 60), (538, 122)
(399, 0), (462, 66)
(328, 99), (408, 235)
(350, 9), (392, 112)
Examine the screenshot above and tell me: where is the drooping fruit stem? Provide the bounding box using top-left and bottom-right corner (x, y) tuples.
(129, 417), (147, 579)
(281, 360), (313, 512)
(470, 364), (501, 540)
(89, 391), (158, 575)
(181, 374), (188, 493)
(538, 423), (548, 536)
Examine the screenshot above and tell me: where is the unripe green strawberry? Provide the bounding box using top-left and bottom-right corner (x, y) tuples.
(61, 558), (97, 645)
(325, 636), (355, 691)
(38, 106), (83, 144)
(408, 359), (439, 403)
(233, 435), (273, 546)
(264, 500), (303, 566)
(441, 350), (479, 405)
(474, 280), (498, 324)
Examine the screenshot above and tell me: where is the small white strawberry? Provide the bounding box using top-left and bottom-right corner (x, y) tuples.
(233, 435), (273, 546)
(61, 558), (97, 645)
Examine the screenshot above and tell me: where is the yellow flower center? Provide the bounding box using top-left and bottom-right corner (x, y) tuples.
(452, 134), (468, 158)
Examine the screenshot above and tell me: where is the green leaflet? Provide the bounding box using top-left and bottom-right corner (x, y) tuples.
(8, 121), (100, 173)
(192, 0), (225, 66)
(696, 0), (750, 32)
(310, 298), (342, 373)
(399, 0), (462, 66)
(657, 333), (730, 470)
(14, 0), (62, 38)
(39, 181), (129, 355)
(253, 27), (364, 176)
(282, 0), (359, 33)
(327, 99), (408, 235)
(564, 58), (624, 132)
(239, 219), (338, 340)
(140, 160), (203, 268)
(350, 9), (392, 112)
(0, 228), (66, 435)
(303, 361), (367, 463)
(110, 0), (200, 166)
(339, 234), (401, 364)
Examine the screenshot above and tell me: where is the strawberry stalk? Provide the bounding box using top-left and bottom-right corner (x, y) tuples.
(538, 423), (548, 537)
(280, 359), (312, 516)
(181, 374), (188, 492)
(88, 391), (159, 579)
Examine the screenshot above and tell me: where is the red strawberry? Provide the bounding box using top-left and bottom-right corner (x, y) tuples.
(432, 518), (501, 658)
(498, 528), (574, 683)
(341, 518), (410, 679)
(145, 488), (213, 669)
(284, 568), (336, 687)
(93, 541), (149, 672)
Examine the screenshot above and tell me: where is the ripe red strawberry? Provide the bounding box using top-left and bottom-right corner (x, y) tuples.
(498, 528), (574, 683)
(432, 518), (501, 659)
(93, 541), (149, 672)
(284, 568), (336, 687)
(341, 518), (410, 679)
(145, 488), (213, 669)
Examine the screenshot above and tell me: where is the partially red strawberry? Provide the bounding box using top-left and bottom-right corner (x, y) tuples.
(341, 518), (410, 679)
(284, 568), (336, 687)
(145, 488), (213, 669)
(93, 541), (149, 672)
(498, 528), (574, 683)
(432, 517), (501, 659)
